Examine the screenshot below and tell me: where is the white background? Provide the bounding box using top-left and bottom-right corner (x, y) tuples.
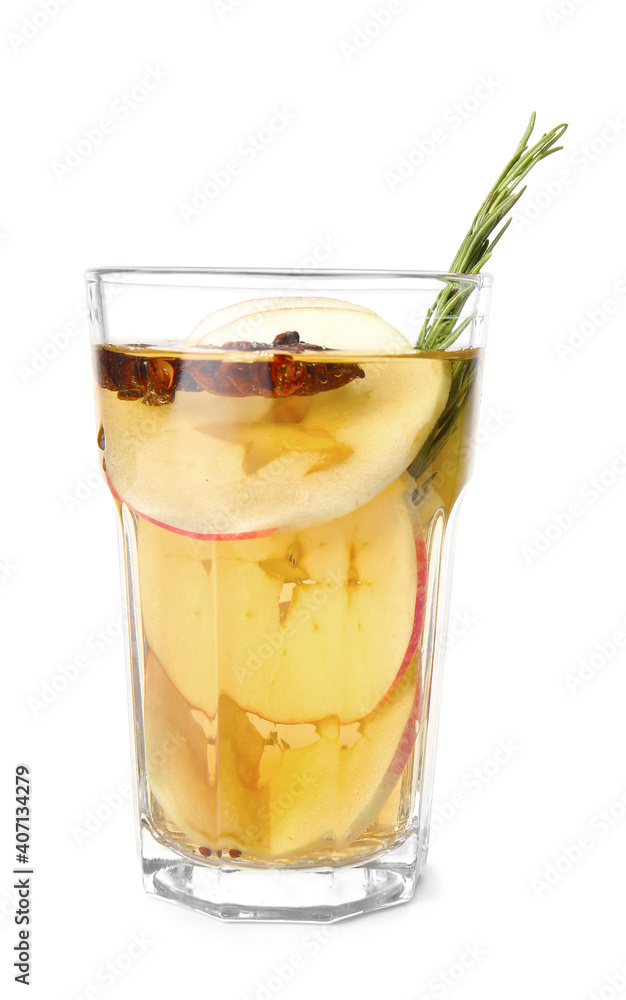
(3, 1), (626, 998)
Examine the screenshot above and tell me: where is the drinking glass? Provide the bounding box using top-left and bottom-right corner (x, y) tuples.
(86, 268), (491, 921)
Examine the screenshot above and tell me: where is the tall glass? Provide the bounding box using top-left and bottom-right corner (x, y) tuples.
(86, 268), (491, 922)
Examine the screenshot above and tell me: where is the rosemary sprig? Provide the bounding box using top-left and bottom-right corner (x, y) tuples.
(411, 113), (568, 478)
(418, 113), (568, 351)
(407, 356), (478, 481)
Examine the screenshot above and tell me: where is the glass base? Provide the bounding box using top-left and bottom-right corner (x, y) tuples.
(140, 825), (427, 922)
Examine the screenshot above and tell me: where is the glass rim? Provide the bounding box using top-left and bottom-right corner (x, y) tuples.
(85, 266), (493, 288)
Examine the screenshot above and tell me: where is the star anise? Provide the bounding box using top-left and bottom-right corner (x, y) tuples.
(93, 333), (364, 404)
(191, 332), (364, 398)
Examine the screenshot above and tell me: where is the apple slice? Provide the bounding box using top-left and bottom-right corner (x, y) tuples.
(139, 477), (427, 725)
(144, 649), (267, 847)
(189, 297), (406, 353)
(144, 645), (420, 859)
(187, 295), (376, 347)
(139, 524), (286, 720)
(343, 657), (421, 843)
(258, 657), (420, 857)
(100, 298), (450, 535)
(143, 648), (214, 843)
(104, 469), (277, 542)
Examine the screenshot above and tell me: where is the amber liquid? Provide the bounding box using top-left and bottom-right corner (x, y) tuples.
(94, 344), (482, 865)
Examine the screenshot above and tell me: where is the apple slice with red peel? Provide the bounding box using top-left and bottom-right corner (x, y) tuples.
(104, 469), (277, 542)
(139, 520), (289, 720)
(241, 479), (426, 724)
(258, 657), (420, 858)
(139, 477), (427, 725)
(98, 379), (272, 538)
(343, 657), (421, 843)
(144, 647), (420, 860)
(99, 298), (450, 536)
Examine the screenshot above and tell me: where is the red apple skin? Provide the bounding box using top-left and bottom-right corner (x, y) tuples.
(103, 471), (277, 541)
(295, 655), (422, 855)
(129, 472), (425, 855)
(345, 655), (422, 842)
(369, 525), (427, 716)
(121, 504), (277, 542)
(339, 516), (427, 843)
